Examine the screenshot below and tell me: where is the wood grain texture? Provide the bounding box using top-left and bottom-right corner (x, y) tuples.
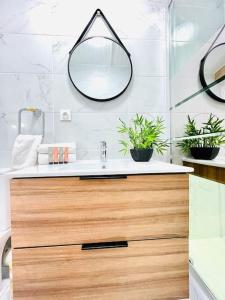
(12, 238), (189, 300)
(215, 65), (225, 80)
(11, 175), (189, 248)
(183, 161), (225, 185)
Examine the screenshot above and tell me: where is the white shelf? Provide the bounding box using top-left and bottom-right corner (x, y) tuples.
(183, 157), (225, 169)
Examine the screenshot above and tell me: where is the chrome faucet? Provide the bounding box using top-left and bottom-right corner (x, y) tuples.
(100, 141), (107, 163)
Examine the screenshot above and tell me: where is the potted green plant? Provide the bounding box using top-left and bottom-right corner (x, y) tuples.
(118, 114), (169, 162)
(177, 114), (225, 160)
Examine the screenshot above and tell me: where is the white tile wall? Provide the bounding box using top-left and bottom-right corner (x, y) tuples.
(0, 34), (52, 74)
(0, 0), (169, 165)
(0, 0), (51, 35)
(124, 39), (167, 77)
(0, 74), (53, 112)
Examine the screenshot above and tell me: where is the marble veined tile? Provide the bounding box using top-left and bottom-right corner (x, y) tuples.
(76, 148), (126, 160)
(0, 74), (53, 113)
(51, 36), (75, 74)
(50, 0), (98, 36)
(0, 34), (52, 73)
(50, 0), (166, 40)
(123, 39), (166, 76)
(51, 74), (129, 113)
(94, 0), (166, 40)
(53, 112), (128, 154)
(128, 76), (168, 113)
(0, 0), (166, 39)
(0, 0), (52, 34)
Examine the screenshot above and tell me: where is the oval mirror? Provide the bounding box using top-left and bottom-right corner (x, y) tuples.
(199, 43), (225, 103)
(68, 36), (133, 102)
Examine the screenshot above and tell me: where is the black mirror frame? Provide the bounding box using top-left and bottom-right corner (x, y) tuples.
(68, 36), (133, 102)
(68, 9), (133, 102)
(199, 42), (225, 104)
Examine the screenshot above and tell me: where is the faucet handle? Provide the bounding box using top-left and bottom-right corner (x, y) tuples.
(100, 141), (107, 148)
(100, 141), (107, 164)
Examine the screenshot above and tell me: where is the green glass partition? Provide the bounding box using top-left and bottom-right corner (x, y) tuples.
(189, 175), (225, 299)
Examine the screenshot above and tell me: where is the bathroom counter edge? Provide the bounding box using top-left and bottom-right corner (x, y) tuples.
(183, 157), (225, 169)
(7, 160), (193, 179)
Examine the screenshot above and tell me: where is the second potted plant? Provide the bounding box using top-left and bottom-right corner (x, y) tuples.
(118, 114), (169, 162)
(177, 114), (225, 160)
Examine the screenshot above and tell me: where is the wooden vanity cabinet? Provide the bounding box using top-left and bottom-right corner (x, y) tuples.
(11, 174), (189, 300)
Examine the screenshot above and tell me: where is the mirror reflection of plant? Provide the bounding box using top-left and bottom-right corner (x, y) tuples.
(177, 114), (225, 154)
(118, 114), (169, 155)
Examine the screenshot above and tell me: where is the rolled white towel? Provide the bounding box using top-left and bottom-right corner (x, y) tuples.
(12, 135), (42, 170)
(38, 153), (76, 165)
(2, 248), (12, 270)
(38, 143), (76, 154)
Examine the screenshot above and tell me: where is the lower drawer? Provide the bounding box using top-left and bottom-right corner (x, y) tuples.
(13, 238), (188, 300)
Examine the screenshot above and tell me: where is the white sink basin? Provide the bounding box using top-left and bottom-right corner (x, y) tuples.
(8, 159), (193, 178)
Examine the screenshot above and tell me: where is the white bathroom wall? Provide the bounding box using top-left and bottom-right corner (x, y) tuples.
(0, 0), (169, 166)
(170, 0), (225, 163)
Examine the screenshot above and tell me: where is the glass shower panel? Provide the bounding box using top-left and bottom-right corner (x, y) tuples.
(169, 1), (225, 299)
(169, 0), (225, 108)
(169, 0), (225, 162)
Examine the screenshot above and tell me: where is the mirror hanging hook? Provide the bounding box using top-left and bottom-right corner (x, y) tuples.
(69, 8), (130, 57)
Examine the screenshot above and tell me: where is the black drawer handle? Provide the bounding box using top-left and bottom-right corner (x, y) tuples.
(80, 175), (127, 180)
(82, 241), (128, 250)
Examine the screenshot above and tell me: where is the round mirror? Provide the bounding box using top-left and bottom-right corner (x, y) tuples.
(68, 37), (133, 102)
(199, 43), (225, 103)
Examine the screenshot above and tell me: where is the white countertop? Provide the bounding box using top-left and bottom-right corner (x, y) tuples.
(8, 159), (193, 179)
(183, 157), (225, 169)
(0, 168), (12, 175)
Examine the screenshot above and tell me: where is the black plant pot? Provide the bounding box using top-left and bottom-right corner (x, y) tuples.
(130, 148), (153, 162)
(190, 147), (220, 160)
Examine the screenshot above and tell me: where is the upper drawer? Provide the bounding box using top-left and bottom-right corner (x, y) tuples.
(11, 174), (189, 248)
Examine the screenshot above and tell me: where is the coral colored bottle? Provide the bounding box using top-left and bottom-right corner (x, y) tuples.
(53, 147), (59, 164)
(64, 147), (69, 164)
